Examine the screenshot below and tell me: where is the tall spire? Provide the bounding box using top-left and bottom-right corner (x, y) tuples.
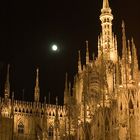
(69, 82), (71, 96)
(78, 50), (82, 73)
(103, 0), (110, 9)
(122, 21), (127, 61)
(131, 38), (139, 81)
(127, 40), (131, 64)
(4, 64), (10, 99)
(34, 68), (40, 102)
(85, 40), (90, 65)
(100, 0), (114, 62)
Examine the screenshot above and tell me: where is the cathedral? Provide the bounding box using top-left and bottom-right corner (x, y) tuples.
(0, 0), (140, 139)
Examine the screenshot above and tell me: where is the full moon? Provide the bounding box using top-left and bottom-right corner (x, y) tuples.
(51, 44), (58, 51)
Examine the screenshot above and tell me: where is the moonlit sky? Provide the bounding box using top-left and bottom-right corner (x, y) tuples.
(0, 0), (140, 104)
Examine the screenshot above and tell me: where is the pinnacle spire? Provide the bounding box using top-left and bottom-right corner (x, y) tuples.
(127, 40), (131, 63)
(122, 20), (127, 61)
(78, 50), (82, 73)
(100, 0), (114, 62)
(131, 38), (139, 80)
(34, 68), (40, 102)
(55, 96), (59, 130)
(103, 0), (110, 9)
(69, 82), (71, 96)
(4, 64), (10, 99)
(86, 40), (90, 65)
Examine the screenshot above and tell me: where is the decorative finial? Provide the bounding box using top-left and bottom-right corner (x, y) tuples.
(122, 20), (125, 29)
(103, 0), (110, 9)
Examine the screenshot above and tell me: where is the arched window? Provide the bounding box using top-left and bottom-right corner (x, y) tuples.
(18, 122), (24, 134)
(48, 126), (53, 138)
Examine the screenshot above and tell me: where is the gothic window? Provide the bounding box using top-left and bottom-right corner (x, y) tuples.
(41, 110), (44, 115)
(18, 122), (24, 134)
(97, 121), (100, 127)
(15, 108), (17, 112)
(19, 108), (21, 112)
(120, 103), (122, 110)
(129, 99), (134, 109)
(105, 118), (109, 131)
(26, 109), (29, 113)
(49, 112), (51, 116)
(48, 126), (54, 138)
(60, 113), (62, 117)
(53, 112), (55, 116)
(131, 90), (135, 97)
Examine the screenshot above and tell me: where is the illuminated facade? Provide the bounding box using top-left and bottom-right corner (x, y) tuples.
(0, 67), (66, 140)
(0, 0), (140, 139)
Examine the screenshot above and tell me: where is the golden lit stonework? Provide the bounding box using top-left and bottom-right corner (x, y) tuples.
(0, 0), (140, 139)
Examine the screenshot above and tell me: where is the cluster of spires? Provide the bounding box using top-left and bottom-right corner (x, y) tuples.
(3, 65), (41, 103)
(2, 0), (139, 106)
(78, 40), (91, 74)
(2, 64), (62, 106)
(64, 21), (139, 105)
(121, 21), (139, 82)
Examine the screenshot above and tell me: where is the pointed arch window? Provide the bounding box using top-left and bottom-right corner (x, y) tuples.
(48, 126), (54, 138)
(120, 103), (122, 110)
(18, 122), (24, 134)
(129, 99), (134, 109)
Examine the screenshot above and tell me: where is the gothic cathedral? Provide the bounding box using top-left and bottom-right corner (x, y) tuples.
(0, 0), (140, 139)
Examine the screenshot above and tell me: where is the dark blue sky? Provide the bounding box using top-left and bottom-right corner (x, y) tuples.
(0, 0), (140, 104)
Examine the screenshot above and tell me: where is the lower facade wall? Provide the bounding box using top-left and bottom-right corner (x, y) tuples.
(0, 134), (36, 140)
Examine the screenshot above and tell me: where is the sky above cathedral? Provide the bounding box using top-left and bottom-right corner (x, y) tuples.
(0, 0), (140, 104)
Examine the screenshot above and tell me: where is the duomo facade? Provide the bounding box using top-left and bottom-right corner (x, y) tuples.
(0, 0), (140, 139)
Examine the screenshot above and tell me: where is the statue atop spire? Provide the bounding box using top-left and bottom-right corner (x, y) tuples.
(103, 0), (110, 9)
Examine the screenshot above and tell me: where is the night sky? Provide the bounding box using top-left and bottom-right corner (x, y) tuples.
(0, 0), (140, 104)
